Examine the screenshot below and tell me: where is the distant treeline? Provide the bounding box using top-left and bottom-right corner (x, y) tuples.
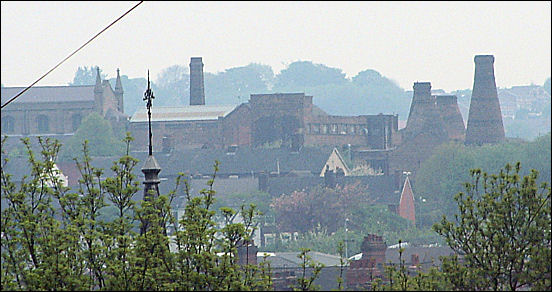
(70, 61), (412, 119)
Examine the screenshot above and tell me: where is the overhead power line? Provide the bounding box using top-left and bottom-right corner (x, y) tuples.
(1, 1), (144, 109)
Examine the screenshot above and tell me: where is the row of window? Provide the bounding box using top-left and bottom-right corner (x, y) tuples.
(1, 114), (82, 134)
(308, 123), (382, 136)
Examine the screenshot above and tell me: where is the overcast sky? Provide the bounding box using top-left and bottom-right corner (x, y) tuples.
(1, 1), (551, 92)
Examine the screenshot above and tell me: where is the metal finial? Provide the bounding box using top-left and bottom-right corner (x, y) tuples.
(143, 70), (155, 155)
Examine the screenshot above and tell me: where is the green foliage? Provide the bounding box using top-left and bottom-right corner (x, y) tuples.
(292, 248), (324, 291)
(59, 112), (125, 161)
(544, 77), (551, 95)
(265, 204), (443, 255)
(373, 163), (551, 291)
(268, 179), (444, 254)
(372, 242), (452, 291)
(1, 135), (275, 291)
(433, 162), (551, 291)
(213, 190), (274, 224)
(415, 135), (551, 228)
(335, 241), (347, 291)
(271, 183), (373, 234)
(522, 132), (551, 182)
(148, 60), (410, 119)
(205, 63), (275, 105)
(152, 64), (188, 109)
(274, 61), (347, 89)
(272, 63), (410, 117)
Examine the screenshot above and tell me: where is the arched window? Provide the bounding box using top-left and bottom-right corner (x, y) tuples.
(2, 116), (15, 133)
(37, 115), (49, 133)
(72, 113), (82, 132)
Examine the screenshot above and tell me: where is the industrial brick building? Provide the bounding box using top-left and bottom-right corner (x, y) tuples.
(128, 57), (400, 162)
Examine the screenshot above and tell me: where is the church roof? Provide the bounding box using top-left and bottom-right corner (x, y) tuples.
(129, 105), (238, 123)
(1, 85), (95, 104)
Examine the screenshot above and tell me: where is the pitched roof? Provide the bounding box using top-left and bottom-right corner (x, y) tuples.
(398, 176), (416, 225)
(1, 85), (95, 104)
(385, 246), (456, 267)
(129, 105), (238, 123)
(259, 251), (341, 268)
(161, 146), (333, 176)
(46, 146), (332, 184)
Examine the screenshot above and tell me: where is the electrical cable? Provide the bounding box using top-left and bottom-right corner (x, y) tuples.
(1, 1), (143, 109)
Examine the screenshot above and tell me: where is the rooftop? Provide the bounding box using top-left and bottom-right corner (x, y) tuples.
(1, 85), (96, 104)
(129, 105), (238, 123)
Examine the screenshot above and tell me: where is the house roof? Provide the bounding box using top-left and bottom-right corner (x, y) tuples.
(21, 146), (333, 187)
(161, 146), (334, 176)
(259, 251), (342, 268)
(398, 176), (416, 224)
(1, 85), (95, 104)
(129, 105), (238, 123)
(385, 246), (456, 267)
(350, 245), (455, 267)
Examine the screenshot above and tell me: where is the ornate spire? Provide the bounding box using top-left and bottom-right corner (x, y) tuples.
(114, 68), (124, 113)
(115, 68), (124, 94)
(143, 70), (155, 156)
(94, 66), (103, 93)
(140, 70), (162, 235)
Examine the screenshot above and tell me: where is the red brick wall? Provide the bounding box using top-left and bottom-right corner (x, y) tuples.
(221, 104), (251, 147)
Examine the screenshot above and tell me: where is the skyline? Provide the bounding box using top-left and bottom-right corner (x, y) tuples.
(1, 1), (551, 92)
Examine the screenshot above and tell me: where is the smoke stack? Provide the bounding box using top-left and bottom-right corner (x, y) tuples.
(189, 57), (205, 105)
(435, 95), (465, 141)
(404, 82), (447, 142)
(465, 55), (505, 145)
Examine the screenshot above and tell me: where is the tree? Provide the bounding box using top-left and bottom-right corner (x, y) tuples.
(273, 61), (347, 91)
(205, 63), (274, 105)
(1, 135), (274, 291)
(154, 64), (189, 107)
(370, 163), (550, 291)
(335, 241), (347, 291)
(433, 162), (551, 291)
(371, 240), (452, 291)
(544, 77), (551, 96)
(59, 112), (125, 162)
(292, 248), (324, 291)
(69, 66), (107, 85)
(415, 136), (551, 229)
(271, 183), (373, 234)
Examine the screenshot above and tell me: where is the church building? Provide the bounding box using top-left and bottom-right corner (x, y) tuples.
(1, 68), (127, 137)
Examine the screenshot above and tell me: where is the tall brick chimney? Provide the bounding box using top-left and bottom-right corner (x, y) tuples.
(465, 55), (505, 145)
(237, 239), (258, 266)
(435, 95), (465, 141)
(360, 234), (387, 266)
(189, 57), (205, 105)
(404, 82), (447, 142)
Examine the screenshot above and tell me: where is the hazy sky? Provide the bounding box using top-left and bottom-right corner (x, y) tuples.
(1, 1), (551, 92)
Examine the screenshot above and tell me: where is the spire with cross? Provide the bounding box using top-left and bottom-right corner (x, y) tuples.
(143, 70), (155, 155)
(140, 70), (162, 234)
